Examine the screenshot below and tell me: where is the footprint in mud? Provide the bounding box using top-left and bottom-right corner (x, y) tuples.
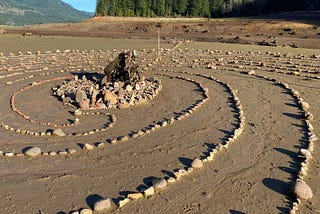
(182, 202), (201, 214)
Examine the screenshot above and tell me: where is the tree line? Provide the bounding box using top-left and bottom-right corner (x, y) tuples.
(95, 0), (320, 18)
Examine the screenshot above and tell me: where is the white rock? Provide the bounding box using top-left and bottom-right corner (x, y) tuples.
(125, 85), (133, 92)
(301, 102), (310, 110)
(52, 128), (66, 137)
(191, 158), (203, 168)
(94, 198), (112, 211)
(66, 148), (77, 154)
(248, 70), (256, 75)
(143, 186), (155, 197)
(294, 179), (313, 200)
(118, 198), (130, 208)
(84, 143), (94, 151)
(24, 147), (41, 157)
(152, 178), (167, 190)
(79, 209), (92, 214)
(299, 149), (311, 158)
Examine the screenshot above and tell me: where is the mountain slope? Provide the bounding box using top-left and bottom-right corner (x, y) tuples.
(0, 0), (91, 26)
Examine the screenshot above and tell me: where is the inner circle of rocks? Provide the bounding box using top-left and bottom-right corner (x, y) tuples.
(52, 75), (162, 110)
(0, 42), (318, 214)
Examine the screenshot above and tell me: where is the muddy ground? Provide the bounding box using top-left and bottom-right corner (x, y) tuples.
(0, 13), (319, 214)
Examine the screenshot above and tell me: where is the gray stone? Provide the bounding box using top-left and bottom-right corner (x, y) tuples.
(93, 198), (112, 211)
(79, 209), (92, 214)
(52, 128), (66, 137)
(76, 89), (88, 103)
(294, 179), (313, 200)
(24, 147), (41, 157)
(152, 178), (167, 190)
(191, 158), (204, 168)
(104, 91), (117, 105)
(79, 99), (90, 110)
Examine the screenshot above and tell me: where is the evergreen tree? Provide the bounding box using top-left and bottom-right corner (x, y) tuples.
(95, 0), (320, 18)
(95, 0), (106, 16)
(187, 0), (199, 17)
(200, 0), (210, 17)
(176, 0), (188, 16)
(135, 0), (147, 16)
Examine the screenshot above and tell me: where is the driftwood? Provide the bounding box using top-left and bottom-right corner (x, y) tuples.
(102, 51), (140, 85)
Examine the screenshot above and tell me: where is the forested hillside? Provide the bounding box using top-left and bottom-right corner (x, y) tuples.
(95, 0), (320, 18)
(0, 0), (91, 26)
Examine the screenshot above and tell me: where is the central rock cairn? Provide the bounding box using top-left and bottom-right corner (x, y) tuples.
(52, 51), (161, 110)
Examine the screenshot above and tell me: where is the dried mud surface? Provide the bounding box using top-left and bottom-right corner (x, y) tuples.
(0, 16), (320, 214)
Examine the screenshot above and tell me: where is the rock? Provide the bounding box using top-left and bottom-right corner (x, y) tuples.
(118, 198), (130, 208)
(66, 148), (77, 154)
(24, 147), (41, 157)
(206, 62), (217, 70)
(79, 209), (92, 214)
(74, 109), (82, 116)
(125, 85), (133, 92)
(22, 32), (32, 36)
(96, 142), (105, 148)
(166, 177), (176, 184)
(299, 149), (311, 158)
(248, 70), (256, 75)
(104, 91), (117, 105)
(84, 143), (94, 151)
(5, 152), (14, 157)
(79, 99), (90, 110)
(58, 151), (68, 156)
(52, 128), (66, 137)
(294, 179), (313, 200)
(135, 83), (141, 91)
(191, 158), (204, 168)
(128, 193), (143, 200)
(143, 186), (155, 197)
(93, 198), (112, 211)
(305, 112), (314, 121)
(49, 151), (57, 156)
(152, 178), (167, 190)
(301, 102), (310, 110)
(76, 90), (88, 103)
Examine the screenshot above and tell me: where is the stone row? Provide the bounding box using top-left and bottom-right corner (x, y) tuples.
(246, 71), (316, 214)
(10, 75), (74, 127)
(167, 48), (320, 75)
(0, 111), (116, 138)
(72, 70), (245, 213)
(0, 71), (205, 159)
(104, 73), (209, 146)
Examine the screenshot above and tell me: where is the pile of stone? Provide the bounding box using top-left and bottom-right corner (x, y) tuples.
(52, 75), (162, 110)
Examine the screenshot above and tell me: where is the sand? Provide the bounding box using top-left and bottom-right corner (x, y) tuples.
(0, 16), (319, 214)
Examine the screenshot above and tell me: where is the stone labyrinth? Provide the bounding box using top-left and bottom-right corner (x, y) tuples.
(0, 42), (319, 213)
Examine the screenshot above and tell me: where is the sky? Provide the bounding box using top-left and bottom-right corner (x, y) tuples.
(61, 0), (96, 12)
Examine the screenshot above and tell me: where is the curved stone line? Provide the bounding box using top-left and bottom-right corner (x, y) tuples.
(105, 72), (209, 145)
(222, 61), (320, 80)
(10, 75), (74, 128)
(0, 72), (206, 158)
(246, 72), (316, 214)
(66, 71), (245, 213)
(1, 75), (117, 137)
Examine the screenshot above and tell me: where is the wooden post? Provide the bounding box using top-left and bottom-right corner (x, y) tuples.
(157, 29), (160, 57)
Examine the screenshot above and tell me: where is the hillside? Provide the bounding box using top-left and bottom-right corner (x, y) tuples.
(0, 0), (91, 26)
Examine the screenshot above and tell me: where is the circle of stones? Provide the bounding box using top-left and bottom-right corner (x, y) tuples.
(69, 70), (246, 212)
(0, 69), (209, 157)
(1, 46), (318, 213)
